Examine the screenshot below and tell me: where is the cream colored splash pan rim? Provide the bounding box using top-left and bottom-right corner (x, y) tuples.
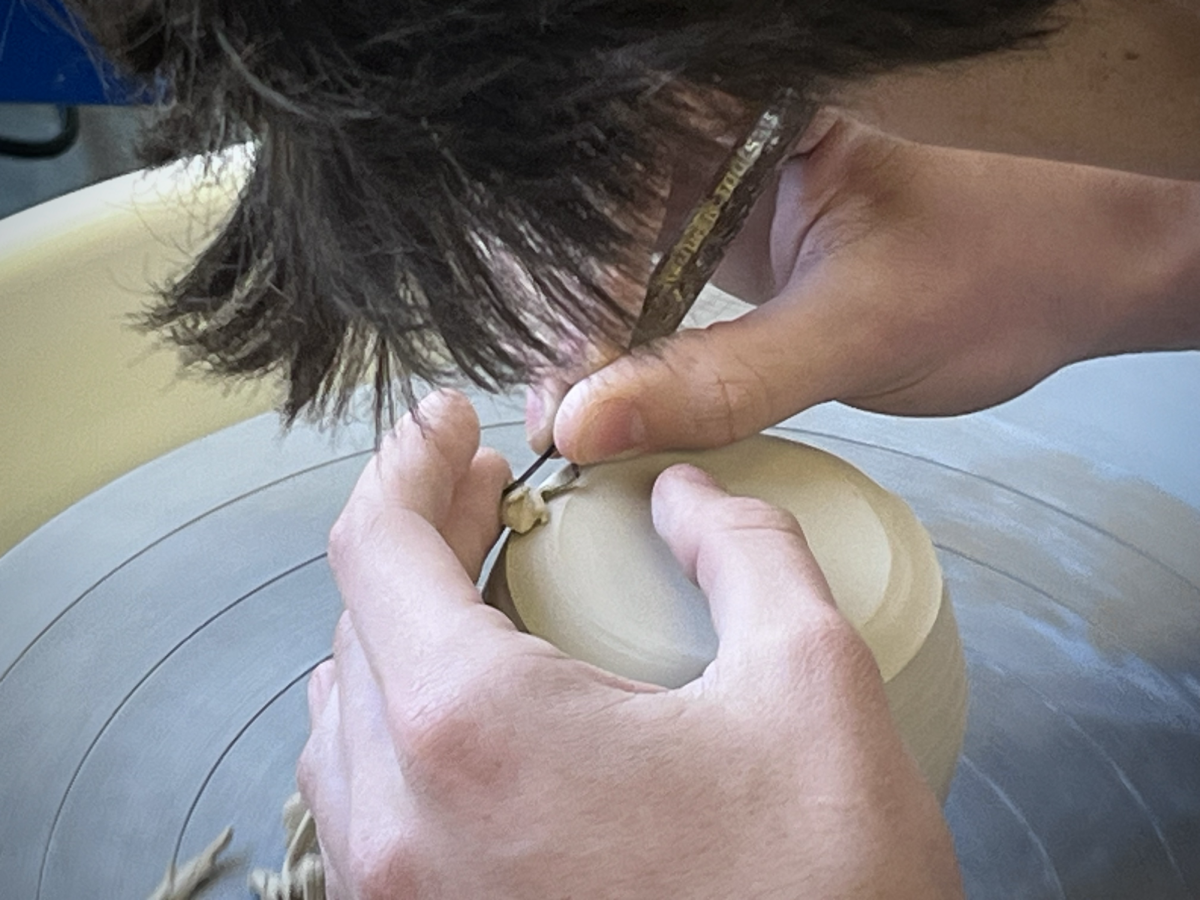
(0, 144), (253, 258)
(0, 145), (266, 556)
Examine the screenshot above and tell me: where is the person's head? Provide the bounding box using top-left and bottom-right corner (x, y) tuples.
(71, 0), (1058, 424)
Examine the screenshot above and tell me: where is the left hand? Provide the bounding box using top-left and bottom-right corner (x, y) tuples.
(298, 389), (960, 900)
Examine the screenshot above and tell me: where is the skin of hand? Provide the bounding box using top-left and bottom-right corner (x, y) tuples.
(549, 118), (1200, 464)
(298, 389), (963, 900)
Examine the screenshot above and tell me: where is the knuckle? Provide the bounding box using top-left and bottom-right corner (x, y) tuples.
(332, 611), (355, 656)
(326, 510), (355, 573)
(327, 504), (391, 580)
(781, 611), (880, 687)
(295, 740), (319, 803)
(474, 445), (510, 474)
(712, 378), (763, 445)
(700, 331), (773, 445)
(306, 660), (335, 716)
(473, 447), (515, 497)
(347, 834), (420, 899)
(389, 664), (516, 794)
(693, 496), (811, 588)
(716, 495), (807, 541)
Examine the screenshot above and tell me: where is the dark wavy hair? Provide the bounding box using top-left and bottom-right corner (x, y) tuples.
(68, 0), (1058, 424)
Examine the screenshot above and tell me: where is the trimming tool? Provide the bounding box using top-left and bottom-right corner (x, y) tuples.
(503, 87), (812, 495)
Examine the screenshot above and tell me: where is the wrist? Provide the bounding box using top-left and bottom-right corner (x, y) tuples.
(1076, 176), (1200, 360)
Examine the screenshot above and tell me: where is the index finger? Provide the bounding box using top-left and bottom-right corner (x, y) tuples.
(341, 389), (481, 531)
(328, 391), (521, 691)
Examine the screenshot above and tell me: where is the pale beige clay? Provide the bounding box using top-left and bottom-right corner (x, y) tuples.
(502, 463), (584, 535)
(146, 827), (233, 900)
(247, 792), (325, 900)
(488, 435), (968, 802)
(501, 485), (550, 534)
(150, 792), (324, 900)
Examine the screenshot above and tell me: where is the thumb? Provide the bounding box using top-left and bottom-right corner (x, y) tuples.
(649, 464), (846, 666)
(553, 289), (855, 464)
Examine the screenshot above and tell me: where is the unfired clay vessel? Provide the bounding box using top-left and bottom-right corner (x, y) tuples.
(487, 435), (968, 802)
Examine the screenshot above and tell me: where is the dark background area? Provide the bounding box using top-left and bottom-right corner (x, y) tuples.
(0, 0), (148, 218)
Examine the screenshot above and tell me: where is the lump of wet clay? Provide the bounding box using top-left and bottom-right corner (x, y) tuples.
(486, 434), (968, 802)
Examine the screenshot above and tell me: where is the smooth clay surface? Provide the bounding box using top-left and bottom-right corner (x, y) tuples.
(490, 434), (968, 801)
(0, 153), (275, 555)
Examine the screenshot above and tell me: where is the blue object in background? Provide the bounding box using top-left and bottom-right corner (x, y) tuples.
(0, 0), (149, 104)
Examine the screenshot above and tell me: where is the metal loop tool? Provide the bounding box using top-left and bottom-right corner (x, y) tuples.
(503, 87), (812, 495)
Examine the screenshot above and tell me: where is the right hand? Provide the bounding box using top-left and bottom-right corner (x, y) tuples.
(548, 118), (1200, 463)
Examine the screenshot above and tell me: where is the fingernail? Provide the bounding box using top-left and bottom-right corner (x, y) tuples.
(578, 399), (646, 462)
(416, 387), (464, 424)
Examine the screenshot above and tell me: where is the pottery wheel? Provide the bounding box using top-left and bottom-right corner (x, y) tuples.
(2, 381), (1198, 900)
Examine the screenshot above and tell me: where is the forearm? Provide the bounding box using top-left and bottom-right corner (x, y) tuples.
(1084, 176), (1200, 357)
(838, 0), (1200, 182)
(717, 125), (1200, 366)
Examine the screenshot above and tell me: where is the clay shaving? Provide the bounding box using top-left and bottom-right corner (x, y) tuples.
(501, 485), (550, 534)
(148, 793), (325, 900)
(501, 463), (581, 534)
(248, 792), (325, 900)
(146, 827), (232, 900)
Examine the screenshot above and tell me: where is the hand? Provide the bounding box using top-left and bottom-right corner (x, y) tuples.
(549, 118), (1200, 463)
(299, 389), (962, 899)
